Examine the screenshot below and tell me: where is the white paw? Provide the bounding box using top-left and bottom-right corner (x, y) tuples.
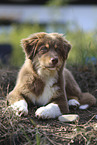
(11, 100), (28, 116)
(35, 103), (62, 119)
(79, 104), (89, 110)
(68, 99), (80, 107)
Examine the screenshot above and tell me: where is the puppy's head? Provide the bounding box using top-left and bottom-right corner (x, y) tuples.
(21, 32), (71, 76)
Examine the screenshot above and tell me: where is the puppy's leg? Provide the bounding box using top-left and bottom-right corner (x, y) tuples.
(68, 93), (96, 110)
(7, 90), (28, 116)
(35, 95), (69, 119)
(64, 68), (96, 109)
(64, 68), (81, 107)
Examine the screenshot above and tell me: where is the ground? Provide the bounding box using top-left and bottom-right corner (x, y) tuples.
(0, 64), (97, 145)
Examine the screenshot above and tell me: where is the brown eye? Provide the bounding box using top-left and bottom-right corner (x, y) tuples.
(55, 47), (60, 53)
(41, 47), (48, 53)
(56, 47), (64, 57)
(38, 46), (48, 54)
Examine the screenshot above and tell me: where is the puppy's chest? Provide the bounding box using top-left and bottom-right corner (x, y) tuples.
(32, 78), (59, 106)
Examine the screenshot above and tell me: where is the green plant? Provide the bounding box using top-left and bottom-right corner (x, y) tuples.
(66, 30), (97, 65)
(0, 23), (45, 66)
(0, 24), (97, 66)
(9, 24), (45, 66)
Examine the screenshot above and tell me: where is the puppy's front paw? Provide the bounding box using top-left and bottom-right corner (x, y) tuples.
(68, 99), (80, 107)
(35, 106), (47, 119)
(35, 103), (62, 119)
(11, 100), (28, 116)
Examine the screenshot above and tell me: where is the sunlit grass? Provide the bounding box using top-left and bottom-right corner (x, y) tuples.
(66, 30), (97, 65)
(0, 24), (97, 66)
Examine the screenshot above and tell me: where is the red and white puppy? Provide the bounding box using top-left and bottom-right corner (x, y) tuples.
(7, 32), (96, 118)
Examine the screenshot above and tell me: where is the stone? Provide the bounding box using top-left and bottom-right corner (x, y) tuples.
(58, 114), (79, 122)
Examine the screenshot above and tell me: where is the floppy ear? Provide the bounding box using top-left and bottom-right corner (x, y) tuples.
(21, 36), (39, 59)
(21, 32), (47, 59)
(63, 38), (72, 60)
(55, 33), (72, 60)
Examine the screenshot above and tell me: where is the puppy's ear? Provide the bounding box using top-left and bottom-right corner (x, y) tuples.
(21, 32), (47, 59)
(21, 36), (39, 59)
(55, 33), (71, 60)
(63, 38), (72, 60)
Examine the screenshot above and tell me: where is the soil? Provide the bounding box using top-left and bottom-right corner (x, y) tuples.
(0, 64), (97, 145)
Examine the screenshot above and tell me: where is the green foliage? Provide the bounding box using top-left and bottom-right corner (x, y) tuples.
(0, 24), (97, 66)
(0, 24), (45, 66)
(66, 30), (97, 65)
(30, 119), (40, 145)
(46, 0), (69, 6)
(10, 24), (45, 66)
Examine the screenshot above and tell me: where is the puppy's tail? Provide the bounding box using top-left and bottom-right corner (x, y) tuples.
(79, 92), (97, 107)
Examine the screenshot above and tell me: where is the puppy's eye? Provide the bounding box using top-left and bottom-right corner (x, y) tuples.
(41, 47), (47, 51)
(41, 47), (48, 52)
(55, 47), (60, 52)
(55, 47), (63, 56)
(38, 46), (48, 54)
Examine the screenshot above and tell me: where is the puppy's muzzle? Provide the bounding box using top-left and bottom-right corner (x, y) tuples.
(51, 57), (58, 66)
(46, 57), (59, 69)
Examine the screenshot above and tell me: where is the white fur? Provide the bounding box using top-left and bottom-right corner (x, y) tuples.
(79, 104), (89, 110)
(11, 100), (28, 116)
(35, 103), (62, 119)
(68, 99), (80, 107)
(31, 77), (59, 106)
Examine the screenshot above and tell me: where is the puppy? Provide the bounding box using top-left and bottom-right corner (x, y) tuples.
(7, 32), (96, 118)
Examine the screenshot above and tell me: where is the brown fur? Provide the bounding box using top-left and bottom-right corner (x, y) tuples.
(7, 32), (96, 116)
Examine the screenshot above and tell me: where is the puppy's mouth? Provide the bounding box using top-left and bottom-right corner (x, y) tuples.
(44, 64), (58, 70)
(45, 57), (59, 70)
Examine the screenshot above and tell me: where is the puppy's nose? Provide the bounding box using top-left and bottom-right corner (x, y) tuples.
(51, 58), (58, 65)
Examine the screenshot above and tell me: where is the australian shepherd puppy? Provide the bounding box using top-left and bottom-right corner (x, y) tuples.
(7, 32), (96, 118)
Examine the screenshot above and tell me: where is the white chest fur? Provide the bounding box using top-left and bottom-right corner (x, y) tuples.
(32, 77), (59, 106)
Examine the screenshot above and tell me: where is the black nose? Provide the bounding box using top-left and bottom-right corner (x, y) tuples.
(51, 58), (58, 65)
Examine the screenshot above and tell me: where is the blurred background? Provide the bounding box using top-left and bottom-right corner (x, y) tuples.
(0, 0), (97, 67)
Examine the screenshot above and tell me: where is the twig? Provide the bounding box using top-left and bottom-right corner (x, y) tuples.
(42, 131), (62, 145)
(0, 122), (7, 130)
(84, 115), (96, 126)
(38, 127), (62, 145)
(42, 131), (56, 145)
(49, 133), (75, 140)
(80, 133), (87, 144)
(19, 125), (33, 145)
(2, 106), (10, 116)
(0, 86), (6, 98)
(7, 84), (10, 96)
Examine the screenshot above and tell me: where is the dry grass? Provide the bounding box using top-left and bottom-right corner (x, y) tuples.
(0, 65), (97, 145)
(1, 100), (97, 145)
